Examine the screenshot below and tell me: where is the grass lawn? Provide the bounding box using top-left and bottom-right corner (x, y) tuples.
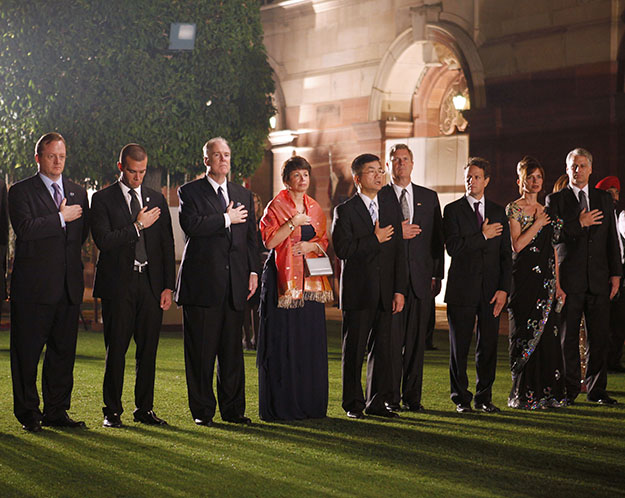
(0, 320), (624, 497)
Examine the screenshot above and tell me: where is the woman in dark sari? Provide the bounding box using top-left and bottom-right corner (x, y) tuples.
(506, 156), (567, 409)
(257, 156), (333, 421)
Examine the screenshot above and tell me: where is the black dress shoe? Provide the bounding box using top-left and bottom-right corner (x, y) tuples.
(42, 413), (86, 428)
(589, 396), (618, 405)
(385, 402), (401, 412)
(223, 415), (252, 425)
(425, 344), (438, 351)
(608, 364), (625, 373)
(365, 407), (400, 418)
(403, 403), (425, 412)
(194, 418), (214, 427)
(103, 413), (122, 428)
(22, 420), (43, 432)
(346, 410), (365, 419)
(475, 402), (501, 413)
(456, 403), (473, 413)
(134, 410), (168, 425)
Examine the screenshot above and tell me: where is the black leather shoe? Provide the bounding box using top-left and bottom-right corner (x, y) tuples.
(385, 402), (401, 412)
(103, 413), (122, 428)
(22, 420), (42, 432)
(456, 403), (473, 413)
(403, 403), (425, 412)
(346, 410), (365, 419)
(223, 415), (252, 425)
(589, 396), (618, 405)
(365, 407), (400, 418)
(475, 402), (501, 413)
(608, 364), (625, 373)
(194, 418), (214, 427)
(42, 412), (86, 428)
(425, 344), (438, 351)
(134, 410), (167, 425)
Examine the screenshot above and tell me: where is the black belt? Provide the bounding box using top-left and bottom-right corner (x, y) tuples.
(133, 264), (148, 273)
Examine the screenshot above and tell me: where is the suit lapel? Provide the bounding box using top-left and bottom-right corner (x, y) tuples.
(34, 175), (59, 214)
(462, 196), (480, 230)
(113, 181), (133, 224)
(202, 176), (226, 214)
(352, 195), (374, 230)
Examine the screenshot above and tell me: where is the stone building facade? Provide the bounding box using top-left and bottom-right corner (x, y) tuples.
(253, 0), (625, 215)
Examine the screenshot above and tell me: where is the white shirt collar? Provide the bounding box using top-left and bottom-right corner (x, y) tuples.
(391, 182), (413, 199)
(206, 174), (227, 194)
(358, 191), (378, 208)
(569, 183), (589, 201)
(119, 180), (141, 200)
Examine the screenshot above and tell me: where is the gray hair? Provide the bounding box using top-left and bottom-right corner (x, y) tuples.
(566, 147), (593, 167)
(202, 137), (230, 158)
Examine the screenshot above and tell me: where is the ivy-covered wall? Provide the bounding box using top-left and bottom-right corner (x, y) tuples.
(0, 0), (274, 185)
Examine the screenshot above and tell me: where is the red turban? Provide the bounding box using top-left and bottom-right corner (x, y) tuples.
(595, 176), (621, 191)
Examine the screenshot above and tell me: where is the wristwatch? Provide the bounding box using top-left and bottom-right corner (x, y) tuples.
(135, 221), (144, 231)
(287, 219), (295, 231)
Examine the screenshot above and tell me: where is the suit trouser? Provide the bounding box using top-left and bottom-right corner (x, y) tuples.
(561, 292), (610, 400)
(101, 271), (162, 416)
(10, 295), (79, 424)
(183, 298), (246, 421)
(608, 287), (625, 368)
(341, 306), (392, 413)
(390, 286), (430, 406)
(447, 300), (499, 406)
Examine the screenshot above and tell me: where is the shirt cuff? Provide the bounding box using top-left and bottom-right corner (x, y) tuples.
(224, 213), (231, 228)
(58, 212), (66, 228)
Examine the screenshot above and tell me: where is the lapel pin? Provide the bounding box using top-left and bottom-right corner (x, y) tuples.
(416, 202), (422, 206)
(69, 191), (75, 197)
(146, 196), (150, 203)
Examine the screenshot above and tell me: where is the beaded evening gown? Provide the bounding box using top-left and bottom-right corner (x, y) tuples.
(257, 225), (328, 421)
(506, 201), (567, 409)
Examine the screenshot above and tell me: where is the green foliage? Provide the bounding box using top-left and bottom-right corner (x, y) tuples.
(0, 0), (274, 185)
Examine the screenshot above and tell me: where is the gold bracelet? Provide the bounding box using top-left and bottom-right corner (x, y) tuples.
(287, 220), (295, 231)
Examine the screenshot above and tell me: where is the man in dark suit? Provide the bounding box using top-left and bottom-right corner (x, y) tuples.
(382, 144), (444, 412)
(332, 153), (406, 419)
(9, 132), (89, 432)
(545, 149), (622, 405)
(175, 137), (259, 426)
(444, 157), (512, 413)
(594, 176), (625, 373)
(91, 143), (176, 428)
(0, 177), (9, 312)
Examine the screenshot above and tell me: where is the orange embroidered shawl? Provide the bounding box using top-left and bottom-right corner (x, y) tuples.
(260, 189), (333, 308)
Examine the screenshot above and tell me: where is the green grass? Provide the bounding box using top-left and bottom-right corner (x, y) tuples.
(0, 321), (624, 497)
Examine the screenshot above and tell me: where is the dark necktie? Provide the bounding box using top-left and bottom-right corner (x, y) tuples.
(130, 189), (148, 264)
(400, 188), (410, 221)
(52, 183), (63, 209)
(217, 186), (227, 212)
(475, 200), (483, 227)
(579, 190), (588, 212)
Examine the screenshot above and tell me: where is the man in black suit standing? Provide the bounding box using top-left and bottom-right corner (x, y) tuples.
(175, 137), (259, 426)
(0, 177), (8, 313)
(332, 153), (406, 419)
(594, 176), (625, 373)
(444, 157), (512, 413)
(91, 143), (176, 428)
(9, 132), (89, 432)
(545, 149), (622, 405)
(383, 144), (444, 412)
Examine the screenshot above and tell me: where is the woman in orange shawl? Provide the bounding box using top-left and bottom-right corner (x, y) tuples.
(257, 156), (333, 421)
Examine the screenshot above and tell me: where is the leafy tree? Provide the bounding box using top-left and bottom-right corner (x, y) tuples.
(0, 0), (274, 185)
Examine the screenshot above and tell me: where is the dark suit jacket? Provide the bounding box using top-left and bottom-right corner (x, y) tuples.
(443, 196), (512, 306)
(174, 176), (259, 310)
(332, 188), (406, 311)
(0, 179), (9, 300)
(9, 174), (89, 305)
(91, 182), (175, 301)
(545, 186), (622, 295)
(381, 183), (444, 299)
